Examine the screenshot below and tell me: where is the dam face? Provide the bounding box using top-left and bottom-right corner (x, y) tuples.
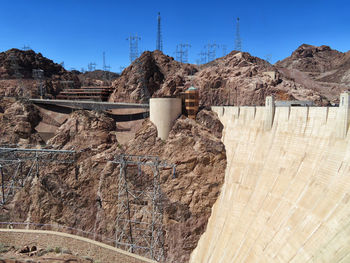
(190, 102), (350, 262)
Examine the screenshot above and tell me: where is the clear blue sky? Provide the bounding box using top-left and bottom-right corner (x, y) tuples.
(0, 0), (349, 72)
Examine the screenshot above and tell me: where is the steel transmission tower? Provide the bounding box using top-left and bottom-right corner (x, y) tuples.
(127, 34), (141, 63)
(205, 42), (219, 62)
(156, 12), (163, 51)
(235, 17), (242, 51)
(9, 53), (24, 97)
(88, 62), (97, 71)
(102, 52), (111, 82)
(197, 51), (207, 64)
(175, 44), (191, 63)
(22, 45), (31, 51)
(32, 69), (45, 98)
(222, 44), (228, 56)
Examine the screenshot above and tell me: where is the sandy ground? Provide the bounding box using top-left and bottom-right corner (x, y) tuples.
(0, 244), (94, 262)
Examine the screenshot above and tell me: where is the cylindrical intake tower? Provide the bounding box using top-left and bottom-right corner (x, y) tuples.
(150, 98), (182, 140)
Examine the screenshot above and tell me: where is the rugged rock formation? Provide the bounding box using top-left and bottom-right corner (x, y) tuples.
(276, 44), (350, 103)
(110, 50), (331, 106)
(78, 69), (120, 86)
(188, 51), (329, 106)
(125, 110), (226, 262)
(0, 98), (43, 145)
(0, 49), (80, 98)
(2, 107), (226, 263)
(109, 50), (197, 103)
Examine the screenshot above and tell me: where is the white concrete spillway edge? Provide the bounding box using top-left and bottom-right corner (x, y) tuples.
(212, 93), (350, 139)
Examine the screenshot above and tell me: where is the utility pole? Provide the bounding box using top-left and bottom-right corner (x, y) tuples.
(156, 12), (163, 51)
(175, 43), (191, 63)
(127, 34), (141, 63)
(235, 17), (242, 51)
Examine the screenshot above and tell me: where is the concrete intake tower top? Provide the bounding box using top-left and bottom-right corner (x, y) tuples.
(149, 98), (182, 140)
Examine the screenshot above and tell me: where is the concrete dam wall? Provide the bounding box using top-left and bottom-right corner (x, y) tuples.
(190, 99), (350, 262)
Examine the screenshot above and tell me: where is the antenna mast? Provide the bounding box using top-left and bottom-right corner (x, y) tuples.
(235, 17), (242, 51)
(156, 12), (163, 51)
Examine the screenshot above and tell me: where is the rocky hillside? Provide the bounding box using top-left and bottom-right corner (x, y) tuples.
(276, 44), (350, 103)
(110, 50), (331, 106)
(0, 49), (79, 98)
(1, 101), (226, 263)
(188, 51), (330, 106)
(78, 69), (119, 86)
(109, 50), (197, 103)
(0, 98), (43, 145)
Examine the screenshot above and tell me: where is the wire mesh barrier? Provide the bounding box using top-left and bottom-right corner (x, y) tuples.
(0, 221), (117, 247)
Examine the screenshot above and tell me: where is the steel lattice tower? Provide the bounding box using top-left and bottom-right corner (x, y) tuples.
(127, 34), (141, 63)
(156, 12), (163, 51)
(235, 17), (242, 51)
(102, 52), (111, 82)
(175, 44), (191, 63)
(205, 42), (219, 62)
(9, 53), (24, 97)
(222, 44), (228, 56)
(113, 155), (176, 262)
(32, 69), (45, 98)
(88, 62), (96, 71)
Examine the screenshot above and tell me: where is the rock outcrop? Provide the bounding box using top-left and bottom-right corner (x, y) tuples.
(0, 98), (43, 145)
(276, 44), (350, 103)
(78, 69), (120, 86)
(3, 107), (226, 263)
(109, 50), (197, 103)
(110, 49), (331, 106)
(0, 49), (80, 98)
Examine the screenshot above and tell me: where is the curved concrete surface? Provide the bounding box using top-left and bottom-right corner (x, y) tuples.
(190, 105), (350, 262)
(0, 229), (155, 263)
(150, 98), (182, 140)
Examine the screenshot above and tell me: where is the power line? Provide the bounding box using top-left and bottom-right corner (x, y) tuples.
(156, 12), (163, 51)
(235, 17), (242, 51)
